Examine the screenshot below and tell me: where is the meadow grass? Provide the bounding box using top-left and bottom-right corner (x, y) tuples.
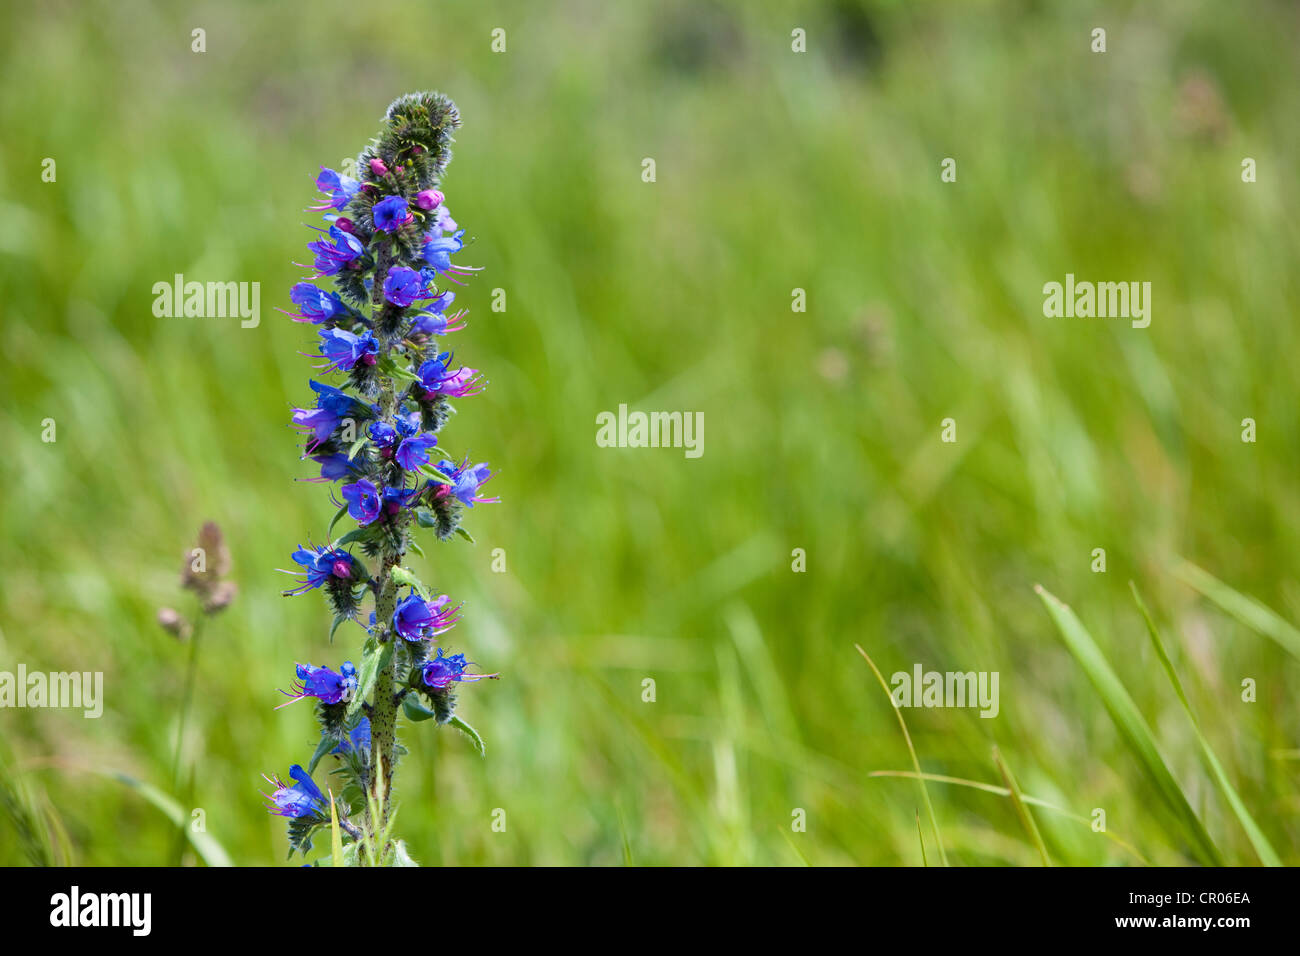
(1, 0), (1297, 865)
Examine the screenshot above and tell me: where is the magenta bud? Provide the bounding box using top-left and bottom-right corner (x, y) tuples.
(369, 158), (389, 176)
(331, 559), (353, 579)
(415, 189), (444, 211)
(335, 217), (355, 233)
(411, 144), (424, 154)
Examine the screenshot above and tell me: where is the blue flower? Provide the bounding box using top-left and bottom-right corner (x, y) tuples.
(278, 661), (358, 707)
(392, 589), (460, 641)
(433, 457), (499, 507)
(368, 420), (399, 449)
(313, 168), (360, 211)
(307, 226), (364, 276)
(316, 328), (379, 372)
(421, 648), (496, 689)
(340, 479), (382, 525)
(395, 433), (438, 471)
(383, 266), (426, 307)
(416, 352), (484, 398)
(372, 196), (412, 232)
(333, 717), (371, 755)
(382, 484), (419, 516)
(287, 282), (347, 324)
(291, 380), (370, 447)
(284, 544), (361, 594)
(308, 453), (361, 482)
(263, 765), (328, 819)
(423, 229), (470, 276)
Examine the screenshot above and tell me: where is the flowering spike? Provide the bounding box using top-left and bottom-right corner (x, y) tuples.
(270, 93), (500, 862)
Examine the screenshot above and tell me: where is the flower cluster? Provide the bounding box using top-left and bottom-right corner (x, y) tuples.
(265, 93), (499, 864)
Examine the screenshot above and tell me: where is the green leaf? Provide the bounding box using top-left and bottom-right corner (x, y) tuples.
(336, 527), (370, 548)
(447, 715), (486, 756)
(390, 565), (430, 598)
(1174, 559), (1300, 660)
(415, 509), (437, 528)
(306, 733), (337, 775)
(403, 694), (436, 722)
(1035, 584), (1223, 866)
(328, 791), (344, 869)
(419, 464), (455, 484)
(1131, 582), (1282, 867)
(454, 526), (475, 544)
(327, 504), (349, 538)
(348, 638), (394, 720)
(347, 437), (368, 461)
(408, 540), (425, 558)
(328, 614), (349, 644)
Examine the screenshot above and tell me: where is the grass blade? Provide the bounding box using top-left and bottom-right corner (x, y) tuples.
(855, 643), (948, 866)
(1131, 581), (1282, 866)
(1035, 584), (1223, 866)
(869, 770), (1150, 864)
(105, 770), (234, 867)
(1174, 560), (1300, 660)
(992, 745), (1050, 866)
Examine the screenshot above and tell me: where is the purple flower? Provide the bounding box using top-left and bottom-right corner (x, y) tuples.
(291, 380), (369, 447)
(433, 457), (499, 508)
(416, 352), (485, 399)
(423, 229), (470, 275)
(278, 661), (358, 708)
(313, 168), (360, 211)
(421, 648), (496, 689)
(308, 453), (361, 482)
(431, 205), (457, 235)
(382, 485), (419, 516)
(395, 433), (438, 471)
(316, 328), (379, 372)
(286, 282), (347, 324)
(262, 765), (328, 819)
(392, 590), (460, 641)
(283, 544), (361, 594)
(372, 196), (411, 233)
(340, 479), (382, 525)
(368, 420), (399, 449)
(411, 310), (466, 337)
(383, 266), (426, 307)
(307, 226), (364, 276)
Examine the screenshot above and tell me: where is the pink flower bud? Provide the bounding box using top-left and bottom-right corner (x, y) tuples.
(335, 217), (355, 233)
(369, 158), (389, 176)
(415, 189), (444, 211)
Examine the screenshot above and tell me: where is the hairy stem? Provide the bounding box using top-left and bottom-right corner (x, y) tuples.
(365, 237), (403, 852)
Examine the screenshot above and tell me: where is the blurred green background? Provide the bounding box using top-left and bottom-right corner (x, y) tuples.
(2, 0), (1298, 866)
